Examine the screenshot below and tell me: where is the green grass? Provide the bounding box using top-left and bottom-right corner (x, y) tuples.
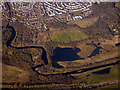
(50, 32), (70, 43)
(72, 11), (82, 16)
(50, 31), (88, 43)
(71, 64), (119, 84)
(67, 31), (88, 42)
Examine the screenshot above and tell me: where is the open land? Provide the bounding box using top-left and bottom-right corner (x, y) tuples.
(1, 1), (120, 89)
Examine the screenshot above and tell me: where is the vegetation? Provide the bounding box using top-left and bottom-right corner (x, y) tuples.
(115, 2), (120, 9)
(50, 31), (88, 43)
(57, 45), (119, 68)
(8, 21), (48, 46)
(109, 23), (120, 35)
(72, 11), (82, 16)
(50, 32), (70, 43)
(2, 2), (120, 89)
(71, 64), (119, 84)
(67, 17), (98, 28)
(2, 64), (30, 83)
(67, 31), (88, 42)
(100, 83), (119, 89)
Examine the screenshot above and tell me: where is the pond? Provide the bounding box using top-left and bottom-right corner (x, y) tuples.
(51, 47), (84, 68)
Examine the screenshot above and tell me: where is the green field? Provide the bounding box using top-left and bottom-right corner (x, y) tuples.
(72, 11), (82, 16)
(67, 31), (88, 42)
(50, 32), (70, 43)
(71, 64), (119, 84)
(50, 31), (88, 43)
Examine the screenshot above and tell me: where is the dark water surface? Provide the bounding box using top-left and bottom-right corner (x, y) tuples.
(92, 67), (111, 74)
(51, 47), (84, 68)
(5, 25), (120, 76)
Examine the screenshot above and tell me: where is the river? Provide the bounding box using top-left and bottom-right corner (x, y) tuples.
(5, 25), (120, 76)
(6, 25), (48, 65)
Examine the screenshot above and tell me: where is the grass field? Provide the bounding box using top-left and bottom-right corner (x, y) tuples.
(50, 32), (70, 43)
(67, 31), (88, 42)
(71, 64), (119, 84)
(67, 17), (98, 28)
(50, 31), (88, 43)
(90, 64), (118, 83)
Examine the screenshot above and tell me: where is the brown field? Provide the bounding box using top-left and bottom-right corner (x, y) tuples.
(2, 64), (30, 83)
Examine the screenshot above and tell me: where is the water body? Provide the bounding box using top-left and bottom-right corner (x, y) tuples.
(87, 41), (109, 59)
(51, 47), (84, 68)
(5, 25), (120, 76)
(88, 46), (103, 59)
(33, 59), (119, 76)
(115, 43), (120, 46)
(51, 42), (109, 68)
(92, 67), (111, 74)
